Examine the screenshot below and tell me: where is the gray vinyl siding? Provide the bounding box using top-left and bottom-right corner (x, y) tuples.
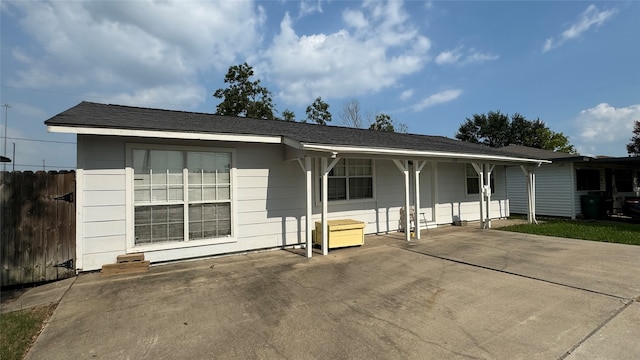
(77, 134), (509, 271)
(77, 135), (127, 270)
(436, 162), (509, 224)
(506, 164), (574, 217)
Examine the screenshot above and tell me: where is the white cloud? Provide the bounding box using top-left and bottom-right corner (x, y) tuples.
(399, 89), (414, 101)
(7, 1), (264, 108)
(543, 5), (617, 53)
(298, 0), (324, 18)
(435, 49), (462, 65)
(435, 46), (498, 65)
(574, 103), (640, 156)
(411, 89), (462, 111)
(262, 1), (431, 105)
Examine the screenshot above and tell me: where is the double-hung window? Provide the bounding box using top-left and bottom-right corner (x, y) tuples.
(132, 148), (232, 246)
(322, 159), (373, 201)
(465, 164), (495, 195)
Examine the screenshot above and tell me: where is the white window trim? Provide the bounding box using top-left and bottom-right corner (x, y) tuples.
(314, 158), (376, 206)
(125, 143), (237, 252)
(464, 164), (495, 197)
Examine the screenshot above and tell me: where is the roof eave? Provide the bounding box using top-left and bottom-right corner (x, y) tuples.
(301, 143), (551, 165)
(47, 125), (283, 144)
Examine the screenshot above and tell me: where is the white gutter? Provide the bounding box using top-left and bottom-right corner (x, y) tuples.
(47, 125), (283, 144)
(300, 143), (551, 165)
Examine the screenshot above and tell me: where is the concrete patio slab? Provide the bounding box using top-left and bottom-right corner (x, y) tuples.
(24, 229), (639, 360)
(393, 227), (640, 299)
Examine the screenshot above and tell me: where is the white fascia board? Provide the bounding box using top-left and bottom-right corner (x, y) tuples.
(282, 137), (303, 149)
(47, 125), (282, 144)
(300, 143), (552, 165)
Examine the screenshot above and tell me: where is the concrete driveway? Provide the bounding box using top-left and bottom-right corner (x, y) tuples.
(25, 227), (640, 360)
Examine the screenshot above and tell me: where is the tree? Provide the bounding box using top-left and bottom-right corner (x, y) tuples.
(280, 109), (296, 122)
(213, 63), (275, 120)
(369, 113), (395, 132)
(340, 99), (365, 128)
(455, 111), (576, 153)
(627, 120), (640, 156)
(306, 96), (332, 125)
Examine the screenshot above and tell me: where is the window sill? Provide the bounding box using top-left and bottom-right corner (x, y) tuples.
(314, 198), (376, 207)
(128, 236), (236, 253)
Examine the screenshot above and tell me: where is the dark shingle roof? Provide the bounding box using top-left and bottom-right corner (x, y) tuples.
(45, 102), (543, 161)
(499, 145), (587, 161)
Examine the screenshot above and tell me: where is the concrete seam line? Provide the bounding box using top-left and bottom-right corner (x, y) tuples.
(392, 244), (629, 301)
(558, 299), (634, 360)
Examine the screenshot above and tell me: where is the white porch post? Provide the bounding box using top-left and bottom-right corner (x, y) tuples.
(471, 163), (484, 228)
(432, 162), (439, 224)
(321, 157), (340, 255)
(297, 157), (314, 258)
(485, 164), (495, 229)
(414, 161), (426, 239)
(393, 160), (411, 241)
(520, 165), (539, 224)
(304, 157), (313, 258)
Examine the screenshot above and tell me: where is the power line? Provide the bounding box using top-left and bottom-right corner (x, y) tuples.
(12, 163), (75, 169)
(7, 136), (76, 144)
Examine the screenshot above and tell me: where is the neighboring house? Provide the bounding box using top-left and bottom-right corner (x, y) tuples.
(503, 145), (640, 219)
(45, 102), (547, 271)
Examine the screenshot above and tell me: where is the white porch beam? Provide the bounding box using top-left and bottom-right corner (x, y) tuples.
(393, 160), (411, 241)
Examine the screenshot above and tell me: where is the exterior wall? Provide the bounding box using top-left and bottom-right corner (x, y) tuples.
(506, 164), (574, 217)
(318, 160), (435, 235)
(76, 135), (511, 271)
(435, 162), (509, 224)
(77, 135), (307, 271)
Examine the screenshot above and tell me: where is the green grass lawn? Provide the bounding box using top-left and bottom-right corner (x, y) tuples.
(0, 303), (57, 360)
(499, 219), (640, 245)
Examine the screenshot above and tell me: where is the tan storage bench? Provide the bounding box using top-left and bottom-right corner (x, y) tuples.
(314, 219), (365, 249)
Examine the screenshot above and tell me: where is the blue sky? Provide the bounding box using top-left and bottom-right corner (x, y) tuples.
(1, 0), (639, 171)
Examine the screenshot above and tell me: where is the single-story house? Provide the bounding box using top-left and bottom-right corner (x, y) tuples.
(45, 102), (548, 271)
(503, 145), (640, 219)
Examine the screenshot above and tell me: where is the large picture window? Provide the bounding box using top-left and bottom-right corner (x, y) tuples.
(132, 149), (232, 245)
(465, 164), (494, 195)
(321, 159), (373, 201)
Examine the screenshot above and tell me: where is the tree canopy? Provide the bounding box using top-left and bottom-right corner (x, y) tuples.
(455, 111), (576, 153)
(306, 96), (332, 125)
(369, 113), (395, 132)
(280, 109), (296, 122)
(340, 99), (365, 128)
(213, 63), (275, 120)
(627, 120), (640, 156)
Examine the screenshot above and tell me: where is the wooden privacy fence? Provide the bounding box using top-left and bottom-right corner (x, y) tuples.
(1, 171), (76, 287)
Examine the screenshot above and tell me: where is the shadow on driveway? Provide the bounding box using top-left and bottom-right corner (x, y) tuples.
(26, 228), (640, 360)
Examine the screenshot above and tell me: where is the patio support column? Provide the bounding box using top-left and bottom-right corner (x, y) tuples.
(485, 164), (495, 229)
(393, 160), (411, 241)
(432, 162), (439, 223)
(297, 157), (314, 258)
(414, 160), (427, 239)
(520, 165), (539, 224)
(321, 157), (341, 255)
(471, 163), (485, 228)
